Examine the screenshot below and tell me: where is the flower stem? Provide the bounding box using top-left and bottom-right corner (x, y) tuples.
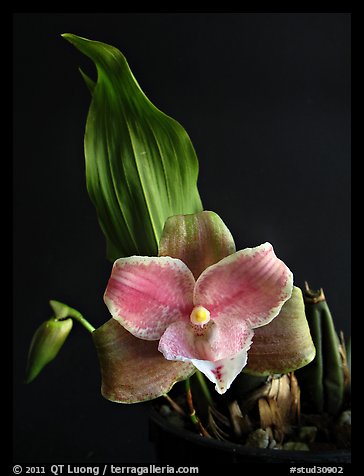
(50, 300), (95, 334)
(195, 370), (214, 406)
(68, 310), (95, 333)
(185, 378), (211, 438)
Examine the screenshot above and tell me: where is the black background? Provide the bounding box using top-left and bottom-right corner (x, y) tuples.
(13, 13), (351, 464)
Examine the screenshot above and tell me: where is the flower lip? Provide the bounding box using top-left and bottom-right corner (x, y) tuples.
(190, 305), (211, 326)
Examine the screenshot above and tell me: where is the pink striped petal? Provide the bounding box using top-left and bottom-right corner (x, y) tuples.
(194, 242), (293, 329)
(158, 318), (254, 362)
(191, 343), (253, 394)
(104, 256), (195, 340)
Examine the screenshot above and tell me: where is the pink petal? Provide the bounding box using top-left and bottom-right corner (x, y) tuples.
(92, 319), (195, 403)
(194, 242), (293, 329)
(104, 256), (195, 340)
(158, 318), (254, 362)
(191, 343), (253, 394)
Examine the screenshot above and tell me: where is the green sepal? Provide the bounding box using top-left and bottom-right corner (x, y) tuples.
(158, 210), (236, 278)
(92, 318), (195, 403)
(244, 286), (316, 376)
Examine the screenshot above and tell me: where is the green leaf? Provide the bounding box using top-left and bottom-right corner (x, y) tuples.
(62, 33), (203, 261)
(79, 67), (96, 95)
(320, 300), (344, 414)
(295, 302), (324, 413)
(346, 335), (351, 373)
(244, 286), (316, 376)
(296, 286), (344, 415)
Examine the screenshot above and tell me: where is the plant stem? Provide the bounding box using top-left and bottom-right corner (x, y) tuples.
(50, 300), (95, 333)
(195, 370), (214, 406)
(185, 378), (211, 438)
(68, 310), (95, 333)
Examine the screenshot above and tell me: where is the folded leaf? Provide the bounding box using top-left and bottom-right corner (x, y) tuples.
(244, 286), (316, 375)
(92, 319), (195, 403)
(62, 34), (203, 261)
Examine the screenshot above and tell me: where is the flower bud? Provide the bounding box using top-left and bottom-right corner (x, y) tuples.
(25, 317), (73, 384)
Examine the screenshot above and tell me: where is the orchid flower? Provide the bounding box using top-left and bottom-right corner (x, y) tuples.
(103, 241), (293, 394)
(92, 211), (314, 404)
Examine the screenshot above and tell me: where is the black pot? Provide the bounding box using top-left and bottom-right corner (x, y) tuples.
(149, 407), (351, 465)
